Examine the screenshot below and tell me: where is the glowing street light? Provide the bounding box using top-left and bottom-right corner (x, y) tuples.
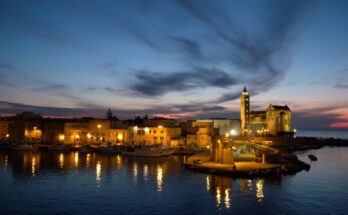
(59, 134), (65, 141)
(230, 129), (237, 136)
(97, 124), (102, 129)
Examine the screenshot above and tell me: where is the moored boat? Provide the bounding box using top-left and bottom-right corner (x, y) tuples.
(79, 145), (94, 153)
(49, 144), (72, 151)
(122, 146), (174, 157)
(13, 144), (38, 150)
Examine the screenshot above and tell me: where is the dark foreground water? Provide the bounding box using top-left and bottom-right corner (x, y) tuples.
(1, 147), (348, 215)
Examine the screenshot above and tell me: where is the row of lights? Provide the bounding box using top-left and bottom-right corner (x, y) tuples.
(134, 125), (163, 133)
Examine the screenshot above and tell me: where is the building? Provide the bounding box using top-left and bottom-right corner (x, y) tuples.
(7, 112), (43, 144)
(186, 121), (217, 148)
(240, 86), (250, 135)
(197, 119), (240, 136)
(143, 118), (178, 127)
(240, 87), (292, 136)
(63, 119), (128, 145)
(0, 120), (12, 140)
(128, 125), (181, 147)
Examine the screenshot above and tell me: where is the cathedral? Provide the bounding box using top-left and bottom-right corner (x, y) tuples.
(240, 87), (292, 136)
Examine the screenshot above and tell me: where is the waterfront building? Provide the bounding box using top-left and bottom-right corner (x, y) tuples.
(143, 118), (178, 127)
(0, 120), (12, 140)
(186, 121), (217, 148)
(128, 125), (181, 147)
(63, 119), (128, 144)
(41, 119), (65, 144)
(7, 112), (43, 144)
(197, 119), (240, 136)
(240, 87), (292, 136)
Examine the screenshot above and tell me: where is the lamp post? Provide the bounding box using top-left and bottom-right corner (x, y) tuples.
(97, 124), (101, 142)
(33, 126), (38, 145)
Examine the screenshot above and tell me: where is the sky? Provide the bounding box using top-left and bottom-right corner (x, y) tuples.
(0, 0), (348, 130)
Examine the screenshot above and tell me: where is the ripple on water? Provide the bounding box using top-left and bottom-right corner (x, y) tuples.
(0, 148), (348, 215)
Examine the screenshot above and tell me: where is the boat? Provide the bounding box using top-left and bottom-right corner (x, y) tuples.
(79, 145), (94, 153)
(122, 146), (174, 157)
(308, 154), (318, 161)
(0, 141), (13, 150)
(99, 145), (122, 154)
(49, 144), (72, 151)
(13, 144), (38, 150)
(173, 147), (195, 155)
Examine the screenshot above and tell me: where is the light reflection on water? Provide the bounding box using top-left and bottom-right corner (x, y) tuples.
(156, 165), (163, 192)
(143, 164), (149, 182)
(59, 153), (64, 169)
(0, 147), (348, 215)
(96, 161), (101, 185)
(256, 179), (264, 202)
(86, 153), (91, 168)
(31, 157), (36, 176)
(74, 152), (79, 168)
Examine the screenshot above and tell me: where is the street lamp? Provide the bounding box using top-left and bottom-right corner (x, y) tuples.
(33, 126), (38, 145)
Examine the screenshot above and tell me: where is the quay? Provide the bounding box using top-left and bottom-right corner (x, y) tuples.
(184, 161), (281, 177)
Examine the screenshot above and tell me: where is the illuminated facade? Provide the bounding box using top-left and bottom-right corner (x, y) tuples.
(197, 119), (240, 136)
(186, 121), (216, 148)
(63, 120), (128, 144)
(241, 87), (292, 136)
(240, 87), (250, 135)
(128, 126), (181, 147)
(0, 120), (11, 140)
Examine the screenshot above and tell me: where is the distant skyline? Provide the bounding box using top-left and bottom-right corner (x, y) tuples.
(1, 0), (348, 129)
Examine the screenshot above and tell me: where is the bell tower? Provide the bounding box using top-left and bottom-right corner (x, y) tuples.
(240, 86), (250, 135)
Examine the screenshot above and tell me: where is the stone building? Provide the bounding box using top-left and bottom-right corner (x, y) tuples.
(240, 87), (292, 136)
(128, 125), (181, 147)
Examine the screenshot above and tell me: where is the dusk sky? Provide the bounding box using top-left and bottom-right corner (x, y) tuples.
(1, 0), (348, 129)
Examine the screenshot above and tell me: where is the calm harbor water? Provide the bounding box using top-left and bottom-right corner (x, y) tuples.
(297, 130), (348, 139)
(1, 147), (348, 215)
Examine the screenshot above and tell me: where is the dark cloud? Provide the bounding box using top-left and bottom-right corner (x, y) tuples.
(123, 0), (309, 102)
(333, 84), (348, 89)
(171, 0), (307, 101)
(130, 67), (237, 96)
(0, 63), (15, 70)
(214, 91), (241, 103)
(0, 100), (231, 120)
(171, 36), (203, 59)
(128, 25), (165, 51)
(31, 84), (67, 91)
(104, 87), (118, 92)
(0, 101), (86, 117)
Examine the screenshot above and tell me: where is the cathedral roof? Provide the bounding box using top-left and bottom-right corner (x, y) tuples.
(269, 105), (290, 111)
